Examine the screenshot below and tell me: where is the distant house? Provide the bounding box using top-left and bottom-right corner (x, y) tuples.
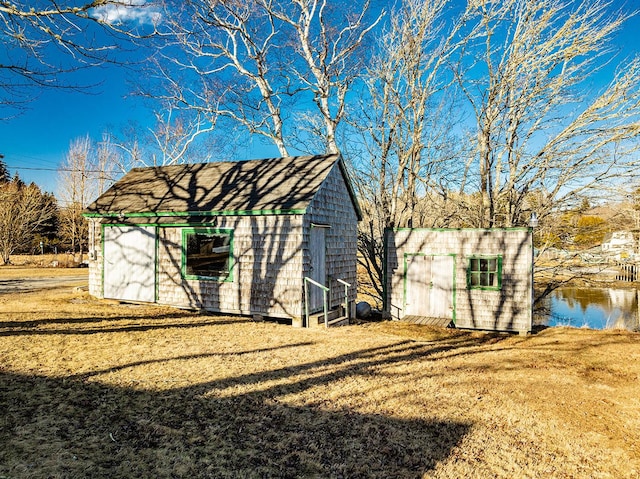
(385, 228), (533, 334)
(83, 154), (361, 326)
(601, 231), (636, 259)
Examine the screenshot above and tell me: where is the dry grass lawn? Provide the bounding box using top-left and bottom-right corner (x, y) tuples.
(7, 253), (85, 269)
(1, 275), (639, 478)
(0, 266), (88, 280)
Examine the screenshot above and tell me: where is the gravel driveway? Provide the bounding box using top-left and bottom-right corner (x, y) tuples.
(0, 275), (88, 294)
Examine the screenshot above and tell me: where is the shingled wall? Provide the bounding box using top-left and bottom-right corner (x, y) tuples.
(157, 215), (305, 319)
(85, 162), (360, 322)
(305, 163), (359, 310)
(385, 228), (533, 333)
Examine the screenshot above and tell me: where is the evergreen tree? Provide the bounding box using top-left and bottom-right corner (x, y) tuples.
(0, 156), (9, 183)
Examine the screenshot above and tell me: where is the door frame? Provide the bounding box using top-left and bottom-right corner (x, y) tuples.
(309, 223), (330, 312)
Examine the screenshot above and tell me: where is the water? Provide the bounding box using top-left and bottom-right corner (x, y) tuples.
(536, 287), (640, 331)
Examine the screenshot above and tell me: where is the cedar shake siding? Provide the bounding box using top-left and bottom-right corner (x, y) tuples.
(305, 162), (360, 309)
(155, 216), (305, 318)
(84, 155), (361, 324)
(385, 228), (533, 333)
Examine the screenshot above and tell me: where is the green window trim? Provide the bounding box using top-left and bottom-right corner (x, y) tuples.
(181, 227), (234, 282)
(466, 255), (503, 291)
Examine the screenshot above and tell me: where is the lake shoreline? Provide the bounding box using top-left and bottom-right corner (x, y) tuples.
(535, 263), (640, 290)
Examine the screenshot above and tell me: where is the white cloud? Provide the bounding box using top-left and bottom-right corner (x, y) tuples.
(92, 1), (162, 26)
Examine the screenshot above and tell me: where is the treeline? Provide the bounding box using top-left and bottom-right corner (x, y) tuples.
(0, 159), (86, 265)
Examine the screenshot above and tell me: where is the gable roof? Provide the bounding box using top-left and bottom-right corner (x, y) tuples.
(85, 154), (362, 220)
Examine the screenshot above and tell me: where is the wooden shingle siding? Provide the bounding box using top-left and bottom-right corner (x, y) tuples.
(84, 155), (361, 324)
(306, 163), (359, 308)
(156, 215), (305, 319)
(386, 228), (532, 333)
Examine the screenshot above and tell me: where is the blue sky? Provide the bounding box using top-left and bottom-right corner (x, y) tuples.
(1, 1), (639, 197)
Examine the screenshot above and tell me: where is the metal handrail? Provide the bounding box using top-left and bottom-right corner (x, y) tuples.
(304, 276), (329, 327)
(336, 278), (351, 320)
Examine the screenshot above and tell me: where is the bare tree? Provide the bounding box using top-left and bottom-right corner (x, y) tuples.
(0, 1), (160, 117)
(351, 0), (468, 301)
(455, 0), (640, 228)
(0, 179), (56, 264)
(349, 0), (640, 303)
(262, 0), (382, 154)
(57, 135), (118, 260)
(146, 0), (382, 160)
(95, 132), (120, 193)
(113, 105), (218, 170)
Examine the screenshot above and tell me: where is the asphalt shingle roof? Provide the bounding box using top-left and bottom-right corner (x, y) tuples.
(85, 154), (360, 218)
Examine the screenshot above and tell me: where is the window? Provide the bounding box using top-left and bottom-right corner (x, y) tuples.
(182, 228), (233, 281)
(467, 255), (502, 290)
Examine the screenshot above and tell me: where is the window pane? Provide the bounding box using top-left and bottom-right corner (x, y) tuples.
(186, 232), (231, 277)
(471, 258), (479, 271)
(468, 256), (501, 289)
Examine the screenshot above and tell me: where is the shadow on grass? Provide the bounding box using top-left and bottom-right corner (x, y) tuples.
(0, 341), (473, 478)
(0, 313), (254, 336)
(1, 371), (470, 479)
(67, 342), (316, 381)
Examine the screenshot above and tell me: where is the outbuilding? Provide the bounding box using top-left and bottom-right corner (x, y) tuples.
(384, 228), (533, 334)
(84, 154), (361, 326)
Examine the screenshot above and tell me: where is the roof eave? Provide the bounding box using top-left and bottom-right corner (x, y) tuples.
(337, 157), (363, 221)
(82, 207), (308, 219)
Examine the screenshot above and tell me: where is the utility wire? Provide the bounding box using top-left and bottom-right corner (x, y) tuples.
(5, 165), (121, 174)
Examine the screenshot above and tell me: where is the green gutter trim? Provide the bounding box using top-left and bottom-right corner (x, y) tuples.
(83, 208), (307, 219)
(392, 227), (530, 232)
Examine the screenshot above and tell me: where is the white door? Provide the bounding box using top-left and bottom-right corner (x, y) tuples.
(429, 256), (454, 318)
(103, 225), (156, 303)
(405, 254), (454, 319)
(309, 225), (327, 312)
(405, 255), (431, 316)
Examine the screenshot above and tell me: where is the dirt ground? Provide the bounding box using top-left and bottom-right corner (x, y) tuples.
(1, 271), (639, 478)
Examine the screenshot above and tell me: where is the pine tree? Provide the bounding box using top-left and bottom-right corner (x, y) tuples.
(0, 156), (9, 183)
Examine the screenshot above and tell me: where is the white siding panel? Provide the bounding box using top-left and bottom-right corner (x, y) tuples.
(405, 255), (430, 316)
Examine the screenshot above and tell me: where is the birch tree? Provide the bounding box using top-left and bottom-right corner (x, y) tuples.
(0, 1), (159, 117)
(148, 0), (382, 160)
(456, 0), (640, 228)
